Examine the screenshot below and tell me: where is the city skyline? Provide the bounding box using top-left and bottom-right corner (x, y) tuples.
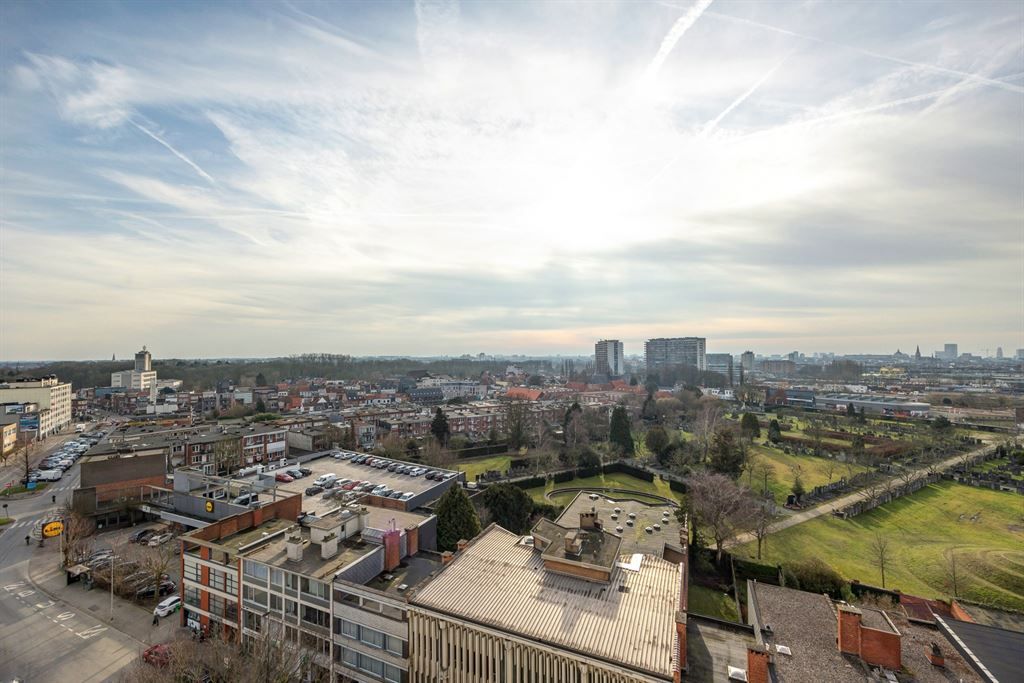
(2, 1), (1022, 359)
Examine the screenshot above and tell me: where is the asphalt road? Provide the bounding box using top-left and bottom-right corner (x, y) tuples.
(0, 429), (141, 683)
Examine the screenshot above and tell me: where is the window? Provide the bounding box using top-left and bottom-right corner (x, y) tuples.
(342, 647), (358, 667)
(301, 605), (329, 629)
(270, 568), (283, 588)
(242, 561), (268, 582)
(183, 556), (201, 582)
(362, 599), (381, 613)
(381, 604), (405, 621)
(360, 627), (385, 649)
(284, 572), (299, 592)
(384, 664), (404, 683)
(339, 619), (358, 639)
(270, 594), (283, 612)
(301, 577), (328, 601)
(301, 631), (331, 656)
(243, 585), (268, 606)
(386, 635), (405, 656)
(184, 586), (200, 608)
(285, 599), (297, 618)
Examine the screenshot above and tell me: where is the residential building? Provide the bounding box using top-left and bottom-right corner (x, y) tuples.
(740, 351), (755, 373)
(644, 337), (706, 373)
(111, 369), (158, 391)
(595, 340), (625, 377)
(0, 376), (72, 438)
(745, 581), (982, 683)
(758, 359), (795, 376)
(136, 345), (153, 372)
(705, 353), (735, 386)
(409, 514), (687, 683)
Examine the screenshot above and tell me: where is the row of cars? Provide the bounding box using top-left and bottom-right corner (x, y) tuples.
(75, 547), (176, 601)
(332, 451), (458, 481)
(306, 473), (415, 501)
(23, 434), (101, 484)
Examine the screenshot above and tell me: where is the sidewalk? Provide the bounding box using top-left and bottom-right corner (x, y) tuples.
(28, 541), (185, 647)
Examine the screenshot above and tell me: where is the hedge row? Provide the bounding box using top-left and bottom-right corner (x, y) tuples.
(552, 470), (575, 484)
(602, 461), (655, 482)
(668, 479), (687, 494)
(511, 476), (546, 489)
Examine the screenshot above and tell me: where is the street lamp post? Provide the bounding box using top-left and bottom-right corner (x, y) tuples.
(110, 554), (116, 621)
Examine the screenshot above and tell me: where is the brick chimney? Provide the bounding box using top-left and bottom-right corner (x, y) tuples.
(837, 605), (863, 656)
(580, 509), (600, 530)
(746, 644), (771, 683)
(405, 524), (419, 556)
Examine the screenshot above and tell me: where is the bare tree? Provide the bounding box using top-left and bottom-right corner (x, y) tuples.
(860, 482), (883, 506)
(747, 495), (774, 560)
(944, 549), (960, 599)
(421, 441), (455, 470)
(126, 539), (178, 607)
(60, 504), (96, 567)
(897, 466), (917, 491)
(754, 458), (774, 497)
(692, 398), (723, 464)
(806, 418), (825, 457)
(686, 472), (751, 563)
(824, 457), (837, 484)
(17, 437), (37, 485)
(869, 533), (891, 588)
(212, 436), (242, 476)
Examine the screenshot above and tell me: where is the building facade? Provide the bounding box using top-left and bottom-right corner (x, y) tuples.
(0, 377), (72, 438)
(644, 338), (706, 373)
(705, 353), (735, 386)
(594, 340), (625, 378)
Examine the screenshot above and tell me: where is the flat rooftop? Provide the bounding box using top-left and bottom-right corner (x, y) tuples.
(558, 492), (683, 558)
(364, 554), (443, 596)
(242, 528), (377, 580)
(411, 525), (682, 679)
(185, 516), (295, 553)
(685, 620), (753, 682)
(532, 518), (621, 570)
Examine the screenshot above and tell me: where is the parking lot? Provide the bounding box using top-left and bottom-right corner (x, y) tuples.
(272, 453), (460, 512)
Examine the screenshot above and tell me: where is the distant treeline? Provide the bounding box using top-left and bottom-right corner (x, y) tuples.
(4, 355), (554, 391)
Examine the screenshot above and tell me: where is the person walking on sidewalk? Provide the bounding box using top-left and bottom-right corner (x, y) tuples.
(25, 535), (30, 545)
(153, 613), (159, 626)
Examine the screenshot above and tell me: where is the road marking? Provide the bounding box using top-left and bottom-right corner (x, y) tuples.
(4, 582), (26, 591)
(77, 625), (107, 639)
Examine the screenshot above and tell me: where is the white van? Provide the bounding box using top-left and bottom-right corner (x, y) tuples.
(237, 464), (265, 477)
(313, 473), (337, 488)
(36, 469), (63, 481)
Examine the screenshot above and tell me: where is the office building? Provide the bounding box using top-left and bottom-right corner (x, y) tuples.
(644, 337), (706, 372)
(706, 353), (735, 386)
(409, 513), (687, 683)
(1, 422), (16, 458)
(0, 376), (72, 438)
(594, 340), (625, 377)
(937, 343), (958, 360)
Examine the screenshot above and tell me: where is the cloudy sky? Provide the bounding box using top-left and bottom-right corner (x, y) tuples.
(1, 0), (1021, 360)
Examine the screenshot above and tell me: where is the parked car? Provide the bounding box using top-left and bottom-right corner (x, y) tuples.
(313, 474), (337, 488)
(388, 490), (404, 499)
(399, 492), (415, 501)
(136, 580), (176, 600)
(304, 485), (324, 496)
(387, 463), (400, 472)
(339, 452), (356, 460)
(231, 492), (258, 506)
(274, 472), (294, 483)
(147, 533), (174, 547)
(285, 469), (304, 479)
(129, 528), (157, 544)
(298, 467), (312, 476)
(425, 470), (438, 480)
(153, 595), (182, 617)
(341, 480), (360, 490)
(356, 482), (376, 492)
(373, 487), (393, 497)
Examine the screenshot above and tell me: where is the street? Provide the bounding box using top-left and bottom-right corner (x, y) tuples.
(0, 427), (143, 683)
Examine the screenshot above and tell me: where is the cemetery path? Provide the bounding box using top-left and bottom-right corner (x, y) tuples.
(724, 442), (998, 549)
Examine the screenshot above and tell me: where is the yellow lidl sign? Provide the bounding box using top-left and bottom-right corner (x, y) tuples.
(42, 520), (64, 538)
(205, 500), (214, 513)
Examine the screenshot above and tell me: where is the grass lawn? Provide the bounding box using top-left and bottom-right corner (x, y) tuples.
(456, 455), (513, 481)
(688, 584), (740, 622)
(735, 482), (1024, 611)
(521, 472), (684, 507)
(0, 482), (49, 497)
(970, 458), (1023, 481)
(743, 445), (870, 502)
(0, 517), (12, 526)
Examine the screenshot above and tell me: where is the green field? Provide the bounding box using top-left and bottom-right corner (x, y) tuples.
(456, 455), (513, 481)
(0, 517), (12, 526)
(0, 482), (49, 497)
(735, 482), (1024, 611)
(521, 472), (683, 507)
(744, 445), (871, 502)
(688, 584), (740, 622)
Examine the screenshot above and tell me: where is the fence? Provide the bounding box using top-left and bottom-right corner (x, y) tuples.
(836, 473), (941, 518)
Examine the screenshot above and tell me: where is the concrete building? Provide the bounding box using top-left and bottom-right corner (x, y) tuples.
(0, 376), (72, 438)
(644, 337), (706, 373)
(595, 340), (625, 378)
(136, 345), (152, 372)
(1, 422), (17, 458)
(937, 343), (959, 361)
(409, 515), (686, 683)
(111, 369), (158, 391)
(740, 351), (755, 373)
(705, 353), (735, 386)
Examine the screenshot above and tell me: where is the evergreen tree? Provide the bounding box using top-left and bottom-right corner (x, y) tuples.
(255, 399), (266, 414)
(740, 413), (761, 442)
(256, 372), (267, 387)
(608, 406), (635, 455)
(431, 407), (450, 445)
(482, 483), (534, 534)
(709, 427), (745, 478)
(846, 402), (856, 417)
(791, 475), (806, 502)
(436, 486), (482, 552)
(767, 419), (782, 444)
(644, 426), (670, 462)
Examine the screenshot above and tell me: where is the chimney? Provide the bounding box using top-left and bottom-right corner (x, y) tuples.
(564, 530), (583, 557)
(441, 551), (454, 565)
(456, 539), (469, 552)
(927, 642), (945, 668)
(320, 532), (338, 559)
(579, 510), (600, 530)
(383, 529), (401, 571)
(746, 644), (772, 683)
(286, 534), (303, 563)
(837, 605), (863, 656)
(405, 524), (419, 556)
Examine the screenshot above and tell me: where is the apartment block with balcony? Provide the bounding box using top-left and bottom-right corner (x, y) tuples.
(0, 376), (72, 438)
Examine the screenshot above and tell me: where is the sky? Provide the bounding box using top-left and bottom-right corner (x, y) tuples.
(1, 0), (1022, 361)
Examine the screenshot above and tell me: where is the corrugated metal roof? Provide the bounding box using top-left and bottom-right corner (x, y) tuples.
(411, 526), (681, 678)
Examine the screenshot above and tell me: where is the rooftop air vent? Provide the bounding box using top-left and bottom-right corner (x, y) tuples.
(397, 584), (409, 592)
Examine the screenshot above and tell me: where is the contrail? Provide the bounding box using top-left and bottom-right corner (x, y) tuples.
(703, 10), (1024, 95)
(701, 52), (791, 137)
(130, 120), (216, 185)
(645, 0), (714, 81)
